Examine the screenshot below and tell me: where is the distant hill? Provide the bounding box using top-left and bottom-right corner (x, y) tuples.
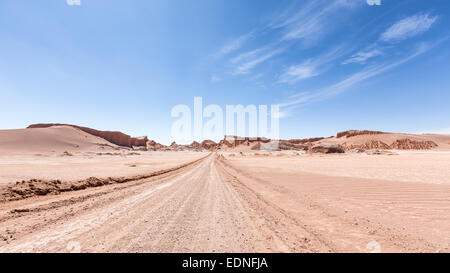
(28, 123), (148, 148)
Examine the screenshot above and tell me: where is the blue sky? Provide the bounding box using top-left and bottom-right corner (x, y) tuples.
(1, 0), (450, 144)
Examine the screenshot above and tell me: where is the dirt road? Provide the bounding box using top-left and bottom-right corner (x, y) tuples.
(0, 154), (446, 252)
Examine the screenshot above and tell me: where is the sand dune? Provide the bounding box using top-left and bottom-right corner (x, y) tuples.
(0, 126), (207, 186)
(0, 126), (114, 155)
(27, 123), (148, 148)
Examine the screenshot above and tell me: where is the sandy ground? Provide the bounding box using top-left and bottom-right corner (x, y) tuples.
(0, 155), (320, 253)
(0, 126), (448, 252)
(0, 152), (448, 252)
(0, 126), (207, 185)
(221, 152), (450, 252)
(222, 151), (450, 185)
(0, 152), (207, 186)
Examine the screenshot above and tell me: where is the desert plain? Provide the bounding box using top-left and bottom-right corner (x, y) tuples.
(0, 124), (449, 253)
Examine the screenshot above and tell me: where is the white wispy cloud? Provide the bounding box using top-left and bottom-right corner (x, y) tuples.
(216, 32), (253, 57)
(281, 42), (438, 108)
(342, 13), (438, 65)
(342, 48), (382, 64)
(278, 44), (349, 84)
(232, 47), (284, 75)
(216, 1), (361, 79)
(230, 48), (265, 65)
(278, 61), (320, 84)
(380, 13), (438, 43)
(272, 0), (360, 44)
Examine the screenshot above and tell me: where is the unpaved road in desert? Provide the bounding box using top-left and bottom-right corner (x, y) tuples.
(0, 154), (447, 253)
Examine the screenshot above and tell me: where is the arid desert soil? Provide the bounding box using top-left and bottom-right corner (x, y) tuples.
(0, 151), (448, 252)
(0, 152), (207, 186)
(0, 127), (449, 253)
(220, 152), (450, 252)
(0, 126), (207, 185)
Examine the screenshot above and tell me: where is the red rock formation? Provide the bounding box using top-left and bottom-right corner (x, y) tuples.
(343, 140), (390, 150)
(341, 139), (438, 150)
(389, 139), (438, 150)
(250, 143), (261, 150)
(218, 139), (233, 149)
(189, 141), (201, 148)
(310, 144), (346, 154)
(27, 123), (147, 148)
(146, 140), (166, 151)
(287, 137), (325, 144)
(278, 141), (310, 151)
(223, 136), (270, 147)
(336, 130), (387, 138)
(131, 136), (149, 147)
(200, 140), (217, 150)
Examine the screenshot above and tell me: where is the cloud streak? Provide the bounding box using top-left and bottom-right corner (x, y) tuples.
(216, 32), (253, 57)
(278, 44), (350, 84)
(278, 62), (320, 84)
(342, 49), (382, 64)
(232, 47), (284, 75)
(272, 0), (360, 44)
(380, 13), (438, 42)
(281, 41), (438, 108)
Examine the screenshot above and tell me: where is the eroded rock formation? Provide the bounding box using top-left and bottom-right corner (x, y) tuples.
(28, 123), (147, 148)
(336, 130), (387, 138)
(390, 139), (438, 150)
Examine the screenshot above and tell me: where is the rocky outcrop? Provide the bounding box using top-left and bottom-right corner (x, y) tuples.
(218, 139), (233, 149)
(223, 136), (270, 148)
(286, 137), (326, 144)
(27, 123), (147, 148)
(310, 143), (346, 154)
(131, 136), (148, 147)
(343, 140), (390, 150)
(250, 143), (261, 150)
(189, 141), (201, 149)
(200, 140), (217, 150)
(278, 141), (310, 151)
(389, 139), (438, 150)
(336, 130), (387, 138)
(342, 139), (438, 150)
(146, 140), (166, 151)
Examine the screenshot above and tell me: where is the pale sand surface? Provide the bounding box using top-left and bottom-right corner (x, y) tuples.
(1, 154), (448, 252)
(222, 151), (450, 185)
(1, 126), (449, 252)
(0, 126), (207, 185)
(221, 152), (450, 251)
(0, 152), (208, 185)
